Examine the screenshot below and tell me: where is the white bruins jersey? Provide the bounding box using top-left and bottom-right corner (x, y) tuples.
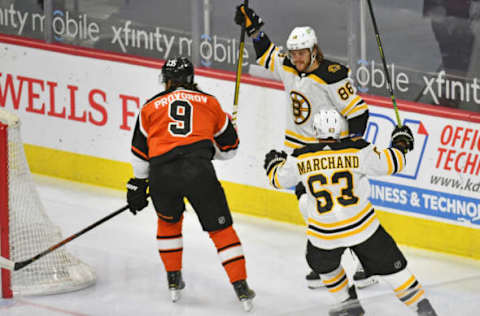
(267, 138), (406, 250)
(254, 33), (368, 153)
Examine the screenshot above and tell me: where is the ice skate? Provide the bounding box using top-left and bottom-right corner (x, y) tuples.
(416, 298), (438, 316)
(167, 271), (185, 303)
(233, 280), (256, 312)
(353, 269), (378, 289)
(328, 286), (365, 316)
(306, 270), (324, 289)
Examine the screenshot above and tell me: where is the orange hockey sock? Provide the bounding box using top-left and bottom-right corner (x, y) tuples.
(209, 225), (247, 283)
(156, 216), (183, 272)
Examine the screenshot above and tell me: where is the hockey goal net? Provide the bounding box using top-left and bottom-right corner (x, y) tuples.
(0, 109), (96, 298)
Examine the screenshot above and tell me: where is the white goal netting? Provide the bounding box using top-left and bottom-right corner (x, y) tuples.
(0, 109), (96, 296)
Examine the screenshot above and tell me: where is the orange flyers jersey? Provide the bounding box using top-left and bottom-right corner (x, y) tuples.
(131, 87), (232, 161)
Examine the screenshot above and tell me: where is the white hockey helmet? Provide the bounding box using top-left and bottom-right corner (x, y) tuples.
(313, 110), (342, 139)
(286, 26), (317, 52)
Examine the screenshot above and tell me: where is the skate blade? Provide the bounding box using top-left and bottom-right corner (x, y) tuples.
(354, 276), (379, 289)
(241, 299), (254, 312)
(170, 289), (182, 302)
(307, 279), (325, 289)
(328, 299), (365, 316)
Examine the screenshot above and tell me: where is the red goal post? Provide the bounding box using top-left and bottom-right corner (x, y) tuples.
(0, 109), (96, 298)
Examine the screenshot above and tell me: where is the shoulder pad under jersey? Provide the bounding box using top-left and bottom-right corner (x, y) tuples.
(282, 57), (298, 74)
(311, 59), (349, 84)
(292, 137), (370, 157)
(144, 88), (173, 105)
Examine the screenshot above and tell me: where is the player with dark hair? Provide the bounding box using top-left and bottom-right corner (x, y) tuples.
(126, 57), (255, 311)
(263, 110), (437, 316)
(234, 4), (374, 289)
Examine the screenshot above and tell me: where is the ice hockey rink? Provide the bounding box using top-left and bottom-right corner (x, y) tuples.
(1, 175), (480, 316)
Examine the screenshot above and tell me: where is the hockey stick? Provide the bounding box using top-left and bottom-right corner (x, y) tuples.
(0, 199), (148, 271)
(413, 65), (443, 102)
(232, 0), (249, 128)
(366, 0), (402, 126)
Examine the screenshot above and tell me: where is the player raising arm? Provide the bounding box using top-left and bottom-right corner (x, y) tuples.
(126, 57), (255, 311)
(235, 4), (369, 149)
(235, 3), (372, 288)
(263, 110), (437, 316)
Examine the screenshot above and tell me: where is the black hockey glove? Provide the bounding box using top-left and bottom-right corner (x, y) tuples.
(391, 125), (414, 153)
(295, 182), (306, 200)
(126, 178), (149, 215)
(264, 150), (287, 175)
(234, 4), (264, 36)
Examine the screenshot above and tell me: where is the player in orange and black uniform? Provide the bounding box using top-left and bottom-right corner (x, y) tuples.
(126, 57), (255, 311)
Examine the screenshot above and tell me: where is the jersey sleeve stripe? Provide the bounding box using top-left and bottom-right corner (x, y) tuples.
(267, 162), (285, 189)
(264, 47), (274, 70)
(286, 129), (317, 142)
(217, 138), (240, 152)
(131, 145), (148, 160)
(273, 166), (282, 189)
(388, 148), (399, 174)
(284, 139), (304, 149)
(139, 113), (148, 137)
(267, 165), (275, 186)
(268, 47), (278, 72)
(258, 42), (275, 68)
(392, 148), (405, 171)
(282, 65), (298, 75)
(383, 149), (394, 174)
(346, 103), (368, 117)
(214, 113), (229, 137)
(340, 96), (361, 116)
(307, 74), (327, 85)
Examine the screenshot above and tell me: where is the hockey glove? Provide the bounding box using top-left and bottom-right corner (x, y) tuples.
(264, 149), (287, 175)
(234, 4), (264, 36)
(126, 178), (149, 215)
(391, 125), (414, 153)
(295, 182), (307, 200)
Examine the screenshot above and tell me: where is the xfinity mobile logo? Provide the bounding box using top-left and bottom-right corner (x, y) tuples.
(355, 59), (480, 105)
(200, 34), (247, 67)
(52, 10), (100, 42)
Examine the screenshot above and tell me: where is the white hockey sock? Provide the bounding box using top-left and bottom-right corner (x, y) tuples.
(382, 268), (426, 311)
(320, 265), (350, 303)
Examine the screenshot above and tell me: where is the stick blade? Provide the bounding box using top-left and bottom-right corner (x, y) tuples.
(0, 256), (14, 271)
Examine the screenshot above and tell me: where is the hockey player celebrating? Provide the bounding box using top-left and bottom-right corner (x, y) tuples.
(234, 4), (374, 289)
(263, 110), (438, 316)
(126, 57), (255, 311)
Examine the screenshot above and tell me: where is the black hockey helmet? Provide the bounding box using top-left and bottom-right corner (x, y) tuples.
(161, 57), (194, 85)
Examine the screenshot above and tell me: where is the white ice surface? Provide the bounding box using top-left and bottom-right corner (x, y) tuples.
(1, 175), (479, 316)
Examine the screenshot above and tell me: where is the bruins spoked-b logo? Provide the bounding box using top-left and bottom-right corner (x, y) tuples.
(290, 91), (311, 124)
